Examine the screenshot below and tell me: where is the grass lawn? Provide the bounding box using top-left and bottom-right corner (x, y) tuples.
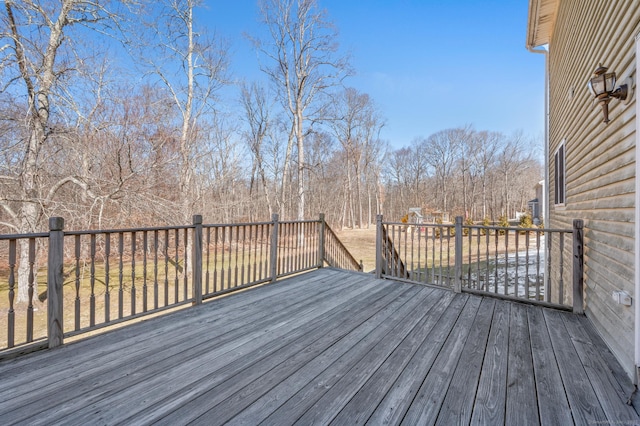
(333, 227), (377, 272)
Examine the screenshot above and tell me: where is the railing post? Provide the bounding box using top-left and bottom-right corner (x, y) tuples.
(375, 215), (383, 279)
(270, 213), (279, 283)
(47, 217), (64, 348)
(454, 216), (463, 293)
(192, 215), (203, 305)
(573, 219), (584, 314)
(318, 213), (326, 268)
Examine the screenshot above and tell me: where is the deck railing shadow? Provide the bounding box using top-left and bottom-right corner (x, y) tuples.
(0, 214), (361, 357)
(375, 215), (584, 313)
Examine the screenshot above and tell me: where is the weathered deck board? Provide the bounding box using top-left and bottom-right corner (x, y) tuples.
(154, 282), (425, 425)
(560, 312), (640, 423)
(401, 295), (482, 424)
(526, 305), (573, 426)
(505, 303), (539, 426)
(434, 297), (496, 425)
(470, 299), (510, 425)
(14, 273), (382, 424)
(367, 293), (472, 425)
(543, 309), (609, 424)
(329, 291), (457, 425)
(261, 285), (435, 426)
(0, 268), (637, 425)
(127, 278), (415, 425)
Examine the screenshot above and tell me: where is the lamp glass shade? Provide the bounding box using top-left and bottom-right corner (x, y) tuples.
(588, 74), (607, 96)
(604, 72), (616, 92)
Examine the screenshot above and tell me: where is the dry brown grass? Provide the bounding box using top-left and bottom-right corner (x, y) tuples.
(332, 227), (377, 272)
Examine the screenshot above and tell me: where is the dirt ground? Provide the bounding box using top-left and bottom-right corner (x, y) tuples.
(333, 227), (377, 272)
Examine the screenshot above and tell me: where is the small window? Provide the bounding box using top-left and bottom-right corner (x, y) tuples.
(554, 142), (565, 205)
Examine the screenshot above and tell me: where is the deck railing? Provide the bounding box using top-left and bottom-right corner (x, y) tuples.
(322, 217), (363, 272)
(375, 215), (584, 312)
(0, 214), (361, 357)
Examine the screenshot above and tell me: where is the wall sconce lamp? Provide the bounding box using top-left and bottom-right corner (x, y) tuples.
(587, 64), (630, 124)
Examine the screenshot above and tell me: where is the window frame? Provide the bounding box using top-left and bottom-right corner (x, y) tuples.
(554, 141), (566, 206)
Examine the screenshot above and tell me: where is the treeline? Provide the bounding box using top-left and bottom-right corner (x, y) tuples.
(0, 0), (540, 236)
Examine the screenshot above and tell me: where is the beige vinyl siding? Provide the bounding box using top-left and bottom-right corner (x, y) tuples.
(547, 0), (638, 378)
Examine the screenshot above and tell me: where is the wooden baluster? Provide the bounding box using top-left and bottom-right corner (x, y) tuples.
(249, 225), (255, 283)
(183, 228), (188, 300)
(485, 227), (490, 291)
(467, 223), (472, 288)
(572, 220), (584, 314)
(26, 238), (35, 342)
(294, 222), (299, 271)
(259, 224), (265, 280)
(536, 231), (540, 297)
(220, 227), (226, 290)
(174, 229), (179, 303)
(504, 229), (509, 295)
(417, 227), (422, 283)
(234, 225), (239, 288)
(431, 225), (442, 284)
(105, 234), (111, 323)
(153, 230), (159, 310)
(8, 239), (16, 348)
(205, 227), (211, 295)
(163, 229), (169, 307)
(131, 231), (136, 315)
(142, 230), (148, 313)
(292, 222), (296, 271)
(515, 229), (520, 297)
(514, 230), (516, 298)
(494, 229), (499, 293)
(476, 228), (481, 290)
(74, 235), (81, 331)
(90, 234), (96, 327)
(241, 225), (246, 286)
(288, 223), (293, 273)
(118, 232), (124, 319)
(213, 227), (219, 292)
(525, 231), (531, 299)
(282, 223), (287, 274)
(449, 225), (454, 288)
(228, 226), (233, 289)
(270, 214), (279, 282)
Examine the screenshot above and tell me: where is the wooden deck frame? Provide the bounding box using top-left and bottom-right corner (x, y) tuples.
(1, 269), (637, 425)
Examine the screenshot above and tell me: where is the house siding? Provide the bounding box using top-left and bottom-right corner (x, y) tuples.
(547, 0), (638, 378)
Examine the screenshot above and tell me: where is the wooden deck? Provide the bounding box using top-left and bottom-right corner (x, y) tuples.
(1, 268), (638, 425)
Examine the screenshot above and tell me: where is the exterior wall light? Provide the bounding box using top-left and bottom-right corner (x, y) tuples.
(587, 64), (629, 124)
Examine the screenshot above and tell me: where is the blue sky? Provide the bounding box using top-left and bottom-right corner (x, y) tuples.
(203, 0), (545, 149)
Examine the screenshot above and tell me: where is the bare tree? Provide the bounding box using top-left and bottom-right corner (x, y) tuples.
(138, 0), (228, 224)
(422, 128), (466, 213)
(472, 131), (500, 219)
(252, 0), (349, 219)
(0, 0), (124, 302)
(241, 82), (275, 217)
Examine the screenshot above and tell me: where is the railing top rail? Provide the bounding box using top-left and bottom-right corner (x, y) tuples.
(278, 219), (321, 225)
(64, 225), (194, 236)
(0, 232), (49, 240)
(0, 218), (326, 240)
(203, 220), (273, 228)
(381, 221), (573, 233)
(381, 221), (454, 228)
(462, 225), (573, 233)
